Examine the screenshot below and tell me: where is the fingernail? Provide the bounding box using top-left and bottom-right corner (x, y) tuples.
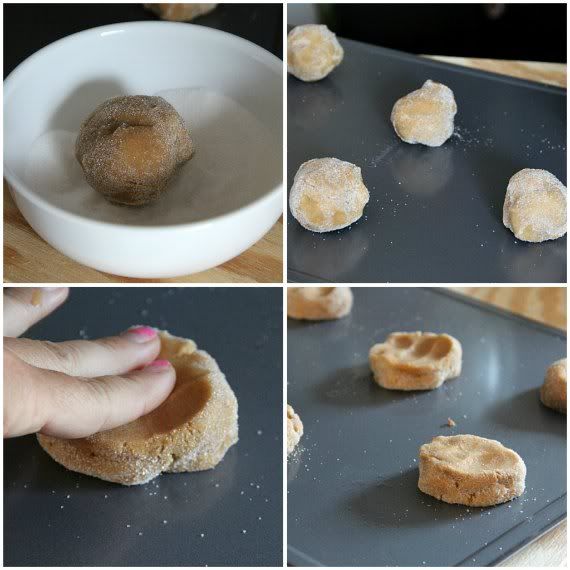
(123, 326), (157, 343)
(144, 359), (171, 370)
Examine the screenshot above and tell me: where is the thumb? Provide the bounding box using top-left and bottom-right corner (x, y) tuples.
(39, 360), (176, 439)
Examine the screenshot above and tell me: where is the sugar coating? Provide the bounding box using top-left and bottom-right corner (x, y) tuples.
(37, 331), (238, 485)
(75, 95), (194, 206)
(540, 357), (567, 414)
(418, 435), (526, 507)
(287, 404), (303, 456)
(502, 168), (567, 242)
(144, 3), (216, 21)
(391, 80), (457, 147)
(287, 287), (353, 320)
(287, 24), (344, 82)
(289, 157), (369, 232)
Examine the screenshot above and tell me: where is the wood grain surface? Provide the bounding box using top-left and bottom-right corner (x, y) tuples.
(452, 287), (567, 567)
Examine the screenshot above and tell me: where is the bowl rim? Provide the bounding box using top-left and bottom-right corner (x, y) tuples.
(4, 21), (283, 232)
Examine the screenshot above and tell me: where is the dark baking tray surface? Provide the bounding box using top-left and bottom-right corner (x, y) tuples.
(4, 287), (282, 566)
(287, 288), (566, 566)
(287, 39), (567, 283)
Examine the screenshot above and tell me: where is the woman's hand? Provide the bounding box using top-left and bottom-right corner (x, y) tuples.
(3, 288), (176, 439)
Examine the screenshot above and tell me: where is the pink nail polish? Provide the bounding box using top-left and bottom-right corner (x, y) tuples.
(124, 326), (157, 343)
(145, 359), (171, 369)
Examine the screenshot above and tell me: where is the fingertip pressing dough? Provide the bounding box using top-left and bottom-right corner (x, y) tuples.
(145, 3), (217, 21)
(287, 287), (353, 320)
(287, 404), (303, 456)
(287, 24), (344, 82)
(418, 435), (526, 507)
(391, 80), (457, 147)
(289, 157), (369, 232)
(369, 332), (462, 391)
(540, 358), (567, 413)
(502, 169), (567, 242)
(37, 331), (238, 485)
(76, 95), (194, 206)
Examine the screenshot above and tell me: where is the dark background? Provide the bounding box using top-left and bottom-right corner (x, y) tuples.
(4, 287), (283, 566)
(288, 3), (566, 62)
(4, 3), (283, 78)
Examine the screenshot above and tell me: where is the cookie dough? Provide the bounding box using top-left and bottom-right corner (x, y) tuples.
(37, 331), (238, 485)
(76, 95), (194, 206)
(289, 157), (369, 232)
(287, 404), (303, 456)
(418, 435), (526, 507)
(540, 358), (567, 413)
(144, 4), (217, 21)
(287, 24), (344, 82)
(391, 80), (457, 147)
(287, 287), (353, 320)
(369, 332), (462, 391)
(502, 169), (567, 242)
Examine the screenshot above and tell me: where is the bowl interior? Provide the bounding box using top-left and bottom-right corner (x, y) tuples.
(4, 22), (283, 226)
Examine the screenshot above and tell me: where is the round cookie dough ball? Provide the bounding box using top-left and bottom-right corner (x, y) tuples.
(418, 435), (526, 507)
(502, 169), (567, 242)
(369, 332), (462, 391)
(391, 80), (457, 147)
(287, 24), (344, 82)
(287, 287), (353, 320)
(541, 358), (567, 413)
(76, 95), (194, 206)
(289, 157), (369, 232)
(145, 3), (217, 21)
(287, 404), (303, 456)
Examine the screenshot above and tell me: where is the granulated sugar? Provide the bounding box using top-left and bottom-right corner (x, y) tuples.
(24, 87), (280, 226)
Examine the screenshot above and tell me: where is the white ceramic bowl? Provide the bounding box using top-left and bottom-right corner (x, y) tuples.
(4, 22), (283, 278)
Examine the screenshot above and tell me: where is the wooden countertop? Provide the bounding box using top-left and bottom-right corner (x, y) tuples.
(452, 287), (567, 567)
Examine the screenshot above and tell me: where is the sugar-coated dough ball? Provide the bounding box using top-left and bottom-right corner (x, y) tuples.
(287, 287), (353, 320)
(287, 24), (344, 82)
(144, 3), (217, 21)
(369, 332), (462, 391)
(289, 157), (369, 232)
(541, 358), (567, 413)
(287, 404), (303, 456)
(502, 168), (567, 242)
(418, 435), (526, 507)
(76, 95), (194, 206)
(391, 80), (457, 147)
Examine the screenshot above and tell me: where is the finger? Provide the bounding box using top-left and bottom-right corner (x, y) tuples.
(5, 357), (176, 439)
(5, 326), (161, 377)
(4, 288), (69, 337)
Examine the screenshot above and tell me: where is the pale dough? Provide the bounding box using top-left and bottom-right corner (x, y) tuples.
(144, 4), (217, 21)
(287, 287), (353, 320)
(289, 157), (369, 232)
(369, 332), (462, 390)
(418, 434), (526, 507)
(540, 358), (567, 414)
(37, 331), (238, 485)
(287, 24), (344, 82)
(391, 80), (457, 147)
(287, 404), (303, 456)
(502, 168), (567, 242)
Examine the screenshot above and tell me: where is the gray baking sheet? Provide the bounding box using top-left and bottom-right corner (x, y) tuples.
(4, 287), (282, 566)
(287, 39), (567, 283)
(287, 287), (566, 566)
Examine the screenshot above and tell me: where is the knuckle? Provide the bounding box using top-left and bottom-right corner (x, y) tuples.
(42, 341), (83, 373)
